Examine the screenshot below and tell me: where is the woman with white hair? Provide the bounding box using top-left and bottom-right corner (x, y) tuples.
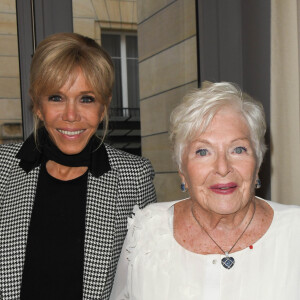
(110, 82), (300, 300)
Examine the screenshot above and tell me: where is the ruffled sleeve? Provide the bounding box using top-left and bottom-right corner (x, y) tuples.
(109, 202), (173, 300)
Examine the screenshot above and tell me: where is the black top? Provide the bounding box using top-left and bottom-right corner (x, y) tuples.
(20, 162), (88, 300)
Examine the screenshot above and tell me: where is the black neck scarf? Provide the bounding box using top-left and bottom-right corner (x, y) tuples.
(42, 129), (100, 167)
(17, 127), (111, 177)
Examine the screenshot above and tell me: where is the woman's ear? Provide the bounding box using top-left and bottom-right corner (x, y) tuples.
(35, 107), (43, 121)
(99, 105), (107, 122)
(178, 170), (188, 188)
(102, 96), (112, 120)
(32, 99), (43, 121)
(255, 169), (260, 182)
(31, 95), (42, 120)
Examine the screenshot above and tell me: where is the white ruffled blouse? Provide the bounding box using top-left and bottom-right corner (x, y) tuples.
(110, 199), (300, 300)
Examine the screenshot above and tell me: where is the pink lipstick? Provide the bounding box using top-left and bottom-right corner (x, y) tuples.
(209, 182), (237, 194)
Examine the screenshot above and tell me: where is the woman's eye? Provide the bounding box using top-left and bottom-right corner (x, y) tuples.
(196, 149), (208, 156)
(234, 146), (247, 154)
(48, 95), (61, 102)
(81, 96), (95, 103)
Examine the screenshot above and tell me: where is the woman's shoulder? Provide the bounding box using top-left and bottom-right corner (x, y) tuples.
(127, 200), (184, 238)
(262, 198), (300, 213)
(0, 143), (23, 180)
(105, 144), (145, 162)
(142, 200), (181, 211)
(261, 198), (300, 227)
(104, 144), (152, 167)
(0, 142), (22, 161)
(125, 200), (182, 259)
(132, 200), (182, 221)
(0, 142), (22, 153)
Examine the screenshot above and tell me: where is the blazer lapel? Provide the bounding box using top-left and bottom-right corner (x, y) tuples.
(0, 166), (39, 299)
(83, 168), (119, 299)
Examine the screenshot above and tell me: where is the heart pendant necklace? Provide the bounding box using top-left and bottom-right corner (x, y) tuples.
(191, 201), (256, 269)
(221, 252), (235, 269)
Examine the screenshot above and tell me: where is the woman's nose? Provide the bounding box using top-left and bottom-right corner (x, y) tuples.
(215, 153), (232, 177)
(62, 101), (80, 122)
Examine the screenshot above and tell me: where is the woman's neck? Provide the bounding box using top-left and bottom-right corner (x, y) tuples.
(46, 160), (88, 181)
(174, 197), (273, 255)
(192, 199), (256, 232)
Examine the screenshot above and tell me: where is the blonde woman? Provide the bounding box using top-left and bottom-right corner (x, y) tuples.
(0, 33), (156, 300)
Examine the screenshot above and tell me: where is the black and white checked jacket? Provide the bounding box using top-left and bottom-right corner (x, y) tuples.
(0, 142), (156, 300)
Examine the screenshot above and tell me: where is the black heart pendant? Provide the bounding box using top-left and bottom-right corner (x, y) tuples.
(221, 256), (235, 269)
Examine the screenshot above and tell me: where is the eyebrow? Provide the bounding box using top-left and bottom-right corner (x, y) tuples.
(52, 90), (95, 95)
(231, 138), (250, 143)
(193, 137), (250, 144)
(79, 91), (95, 95)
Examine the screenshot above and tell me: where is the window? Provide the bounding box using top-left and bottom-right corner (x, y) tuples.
(101, 33), (139, 117)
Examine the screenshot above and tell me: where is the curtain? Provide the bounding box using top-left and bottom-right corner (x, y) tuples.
(271, 0), (300, 204)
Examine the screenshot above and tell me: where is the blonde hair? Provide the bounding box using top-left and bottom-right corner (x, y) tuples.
(170, 82), (267, 170)
(30, 32), (114, 140)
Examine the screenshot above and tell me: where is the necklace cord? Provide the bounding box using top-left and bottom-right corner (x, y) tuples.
(191, 201), (256, 255)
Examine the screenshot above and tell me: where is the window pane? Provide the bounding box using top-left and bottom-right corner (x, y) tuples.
(127, 58), (139, 108)
(126, 35), (138, 58)
(126, 35), (139, 108)
(102, 34), (122, 114)
(111, 58), (123, 114)
(102, 34), (121, 58)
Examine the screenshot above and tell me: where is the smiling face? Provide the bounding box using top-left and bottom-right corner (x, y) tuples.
(179, 106), (258, 215)
(36, 68), (104, 155)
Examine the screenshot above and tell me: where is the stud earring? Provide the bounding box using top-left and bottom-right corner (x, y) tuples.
(255, 179), (261, 189)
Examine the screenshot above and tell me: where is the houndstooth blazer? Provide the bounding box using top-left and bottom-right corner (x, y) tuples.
(0, 142), (156, 300)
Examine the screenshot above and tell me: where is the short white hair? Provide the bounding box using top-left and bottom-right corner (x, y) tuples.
(169, 82), (267, 170)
